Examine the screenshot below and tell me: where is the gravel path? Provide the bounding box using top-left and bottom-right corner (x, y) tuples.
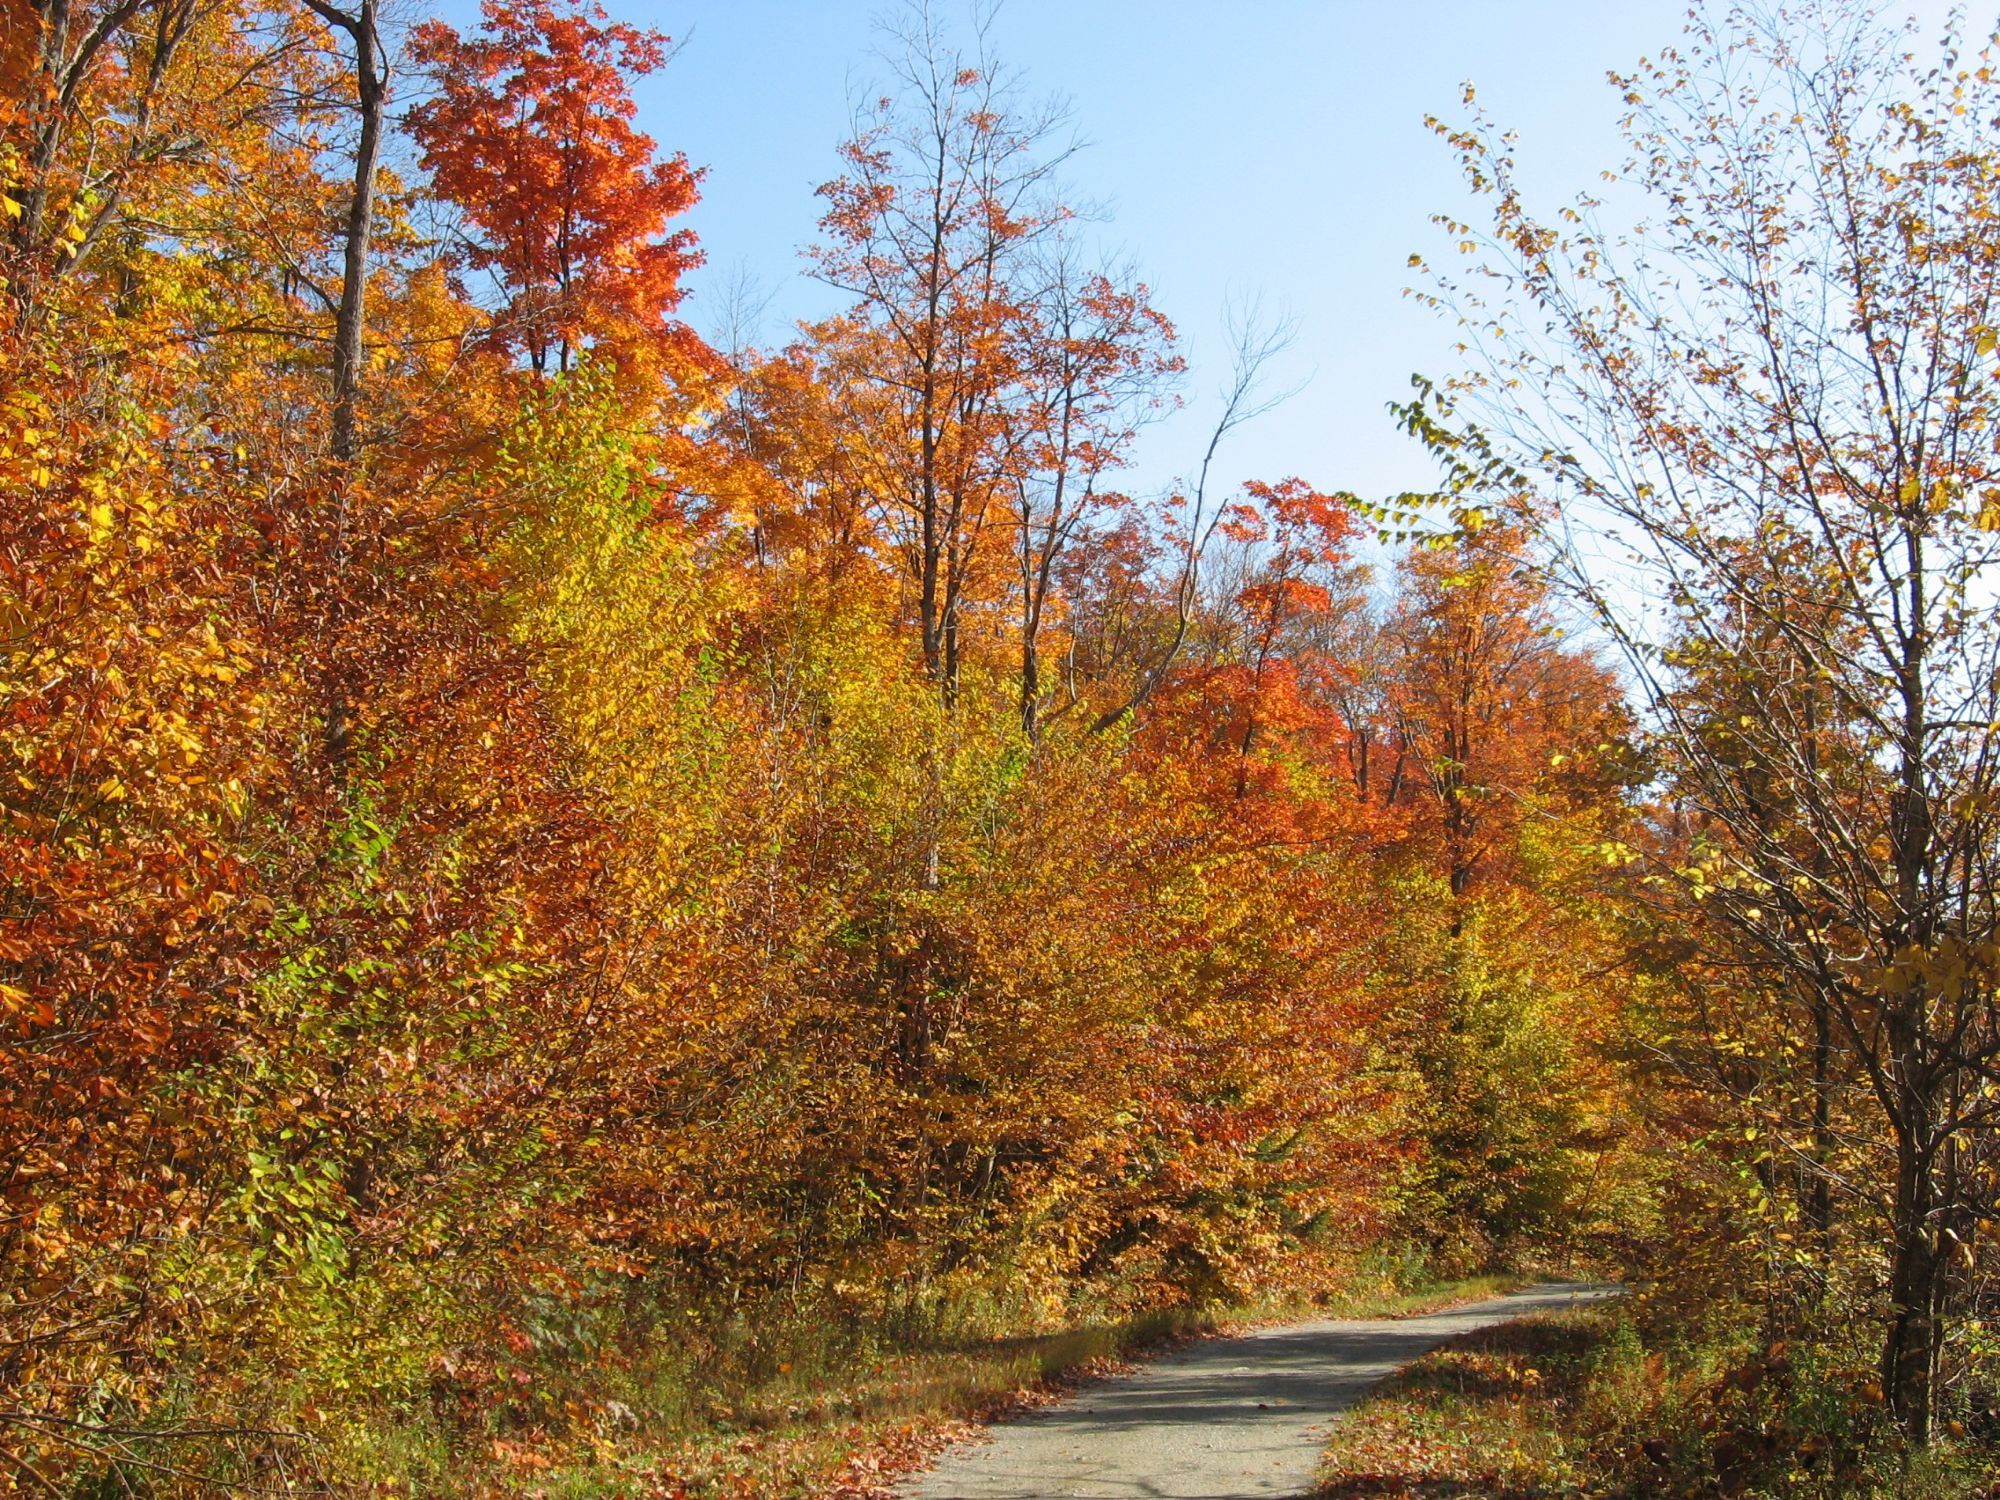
(899, 1281), (1621, 1500)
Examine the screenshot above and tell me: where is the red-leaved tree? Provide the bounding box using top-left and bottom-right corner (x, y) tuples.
(408, 0), (707, 382)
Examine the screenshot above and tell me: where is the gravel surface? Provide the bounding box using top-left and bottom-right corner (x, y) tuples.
(899, 1281), (1622, 1500)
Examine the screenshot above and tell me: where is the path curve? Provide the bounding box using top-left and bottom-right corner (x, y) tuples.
(899, 1281), (1620, 1500)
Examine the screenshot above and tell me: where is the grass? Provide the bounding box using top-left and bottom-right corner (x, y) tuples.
(1310, 1272), (1528, 1321)
(1314, 1302), (2000, 1500)
(334, 1301), (1220, 1499)
(1205, 1271), (1528, 1340)
(326, 1267), (1524, 1498)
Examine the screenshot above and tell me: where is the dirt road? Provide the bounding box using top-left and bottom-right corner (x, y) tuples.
(900, 1281), (1619, 1500)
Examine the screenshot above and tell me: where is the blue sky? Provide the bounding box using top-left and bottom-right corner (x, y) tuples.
(587, 0), (1960, 507)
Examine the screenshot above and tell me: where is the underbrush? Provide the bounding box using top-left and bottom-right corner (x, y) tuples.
(327, 1297), (1213, 1499)
(313, 1257), (1513, 1497)
(36, 1246), (1522, 1497)
(1316, 1301), (2000, 1500)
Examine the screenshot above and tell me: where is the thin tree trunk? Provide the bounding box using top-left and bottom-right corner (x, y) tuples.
(1882, 511), (1940, 1442)
(1020, 632), (1040, 740)
(1807, 991), (1833, 1244)
(304, 0), (386, 775)
(319, 0), (384, 471)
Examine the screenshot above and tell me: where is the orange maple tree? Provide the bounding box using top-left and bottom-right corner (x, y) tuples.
(407, 0), (709, 382)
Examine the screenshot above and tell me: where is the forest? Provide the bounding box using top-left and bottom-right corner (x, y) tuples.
(3, 0), (2000, 1495)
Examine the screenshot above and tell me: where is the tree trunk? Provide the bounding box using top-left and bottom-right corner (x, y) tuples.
(1882, 1079), (1943, 1443)
(325, 0), (384, 471)
(1880, 508), (1940, 1441)
(1806, 990), (1833, 1245)
(305, 0), (386, 776)
(1020, 633), (1040, 740)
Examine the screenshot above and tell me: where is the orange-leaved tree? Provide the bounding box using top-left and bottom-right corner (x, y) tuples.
(407, 0), (708, 385)
(808, 4), (1070, 703)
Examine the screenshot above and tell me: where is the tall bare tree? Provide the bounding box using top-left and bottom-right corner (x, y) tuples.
(1006, 233), (1179, 739)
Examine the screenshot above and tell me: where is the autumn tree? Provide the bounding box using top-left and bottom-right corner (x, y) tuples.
(810, 0), (1070, 703)
(1427, 1), (2000, 1438)
(1387, 526), (1627, 907)
(1185, 477), (1365, 798)
(1376, 526), (1637, 1258)
(0, 2), (683, 1479)
(1005, 235), (1180, 738)
(6, 0), (210, 300)
(407, 0), (707, 383)
(1086, 310), (1302, 734)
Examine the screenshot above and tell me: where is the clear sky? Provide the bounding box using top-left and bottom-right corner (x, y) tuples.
(577, 0), (1962, 507)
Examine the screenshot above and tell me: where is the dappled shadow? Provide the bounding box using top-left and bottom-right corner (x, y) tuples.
(903, 1284), (1622, 1499)
(1005, 1325), (1452, 1435)
(1310, 1293), (1625, 1500)
(1386, 1315), (1605, 1403)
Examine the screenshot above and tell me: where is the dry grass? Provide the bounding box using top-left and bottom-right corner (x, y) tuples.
(1315, 1304), (2000, 1500)
(333, 1273), (1527, 1497)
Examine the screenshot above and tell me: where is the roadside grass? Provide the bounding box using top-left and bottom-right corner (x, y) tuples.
(1315, 1303), (2000, 1500)
(328, 1266), (1519, 1498)
(1212, 1271), (1527, 1338)
(1308, 1272), (1526, 1321)
(330, 1300), (1220, 1499)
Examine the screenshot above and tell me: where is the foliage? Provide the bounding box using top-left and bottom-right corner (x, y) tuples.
(0, 0), (1664, 1492)
(407, 0), (711, 385)
(1422, 0), (2000, 1446)
(1318, 1299), (2000, 1499)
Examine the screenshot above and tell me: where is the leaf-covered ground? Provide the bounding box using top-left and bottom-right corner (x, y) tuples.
(1315, 1306), (2000, 1500)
